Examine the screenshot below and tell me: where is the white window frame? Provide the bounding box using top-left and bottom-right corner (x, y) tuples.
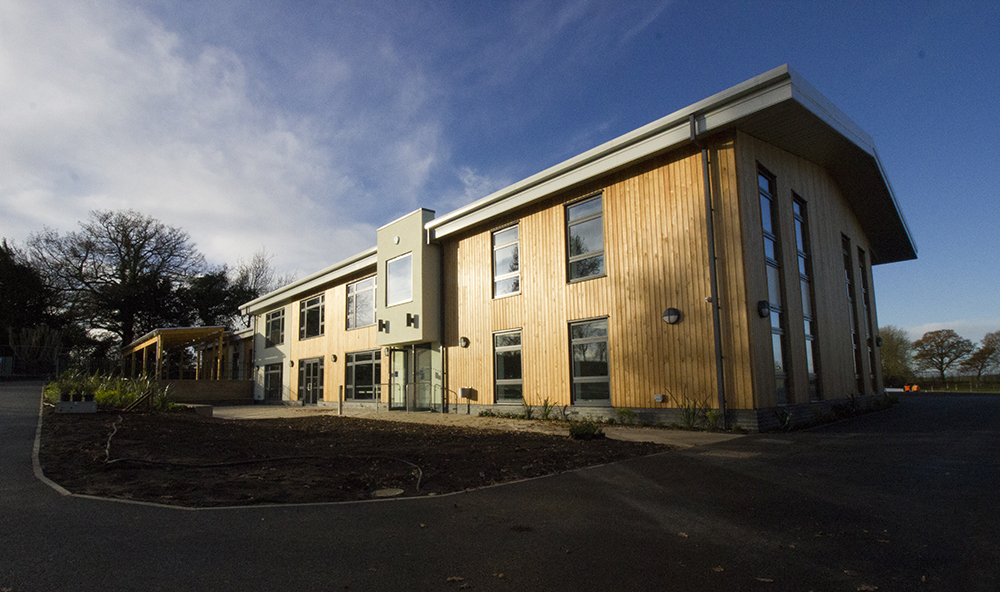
(385, 253), (413, 307)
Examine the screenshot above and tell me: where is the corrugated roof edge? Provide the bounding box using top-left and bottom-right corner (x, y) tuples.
(240, 247), (378, 315)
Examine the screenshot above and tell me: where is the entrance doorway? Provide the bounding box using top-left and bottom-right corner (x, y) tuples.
(298, 357), (324, 405)
(388, 343), (442, 411)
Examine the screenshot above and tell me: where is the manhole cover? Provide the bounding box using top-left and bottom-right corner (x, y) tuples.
(373, 488), (404, 498)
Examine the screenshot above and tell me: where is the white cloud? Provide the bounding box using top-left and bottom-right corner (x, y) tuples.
(904, 318), (1000, 344)
(0, 0), (447, 279)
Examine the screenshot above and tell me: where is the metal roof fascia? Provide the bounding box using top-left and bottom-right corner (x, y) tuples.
(240, 248), (378, 315)
(427, 65), (799, 240)
(872, 148), (918, 258)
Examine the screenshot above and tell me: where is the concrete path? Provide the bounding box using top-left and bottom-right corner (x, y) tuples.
(3, 381), (998, 591)
(211, 404), (742, 448)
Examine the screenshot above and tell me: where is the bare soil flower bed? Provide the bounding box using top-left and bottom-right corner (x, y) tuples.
(39, 410), (668, 507)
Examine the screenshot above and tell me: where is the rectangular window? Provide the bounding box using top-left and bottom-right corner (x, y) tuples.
(299, 294), (325, 339)
(346, 276), (376, 330)
(759, 167), (789, 404)
(566, 194), (605, 281)
(492, 225), (520, 298)
(265, 309), (284, 348)
(493, 330), (523, 402)
(794, 196), (821, 400)
(570, 318), (610, 403)
(843, 236), (864, 394)
(386, 253), (413, 306)
(858, 248), (877, 393)
(264, 363), (283, 400)
(346, 350), (381, 400)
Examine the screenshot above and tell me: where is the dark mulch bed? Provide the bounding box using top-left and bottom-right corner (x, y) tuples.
(39, 410), (669, 507)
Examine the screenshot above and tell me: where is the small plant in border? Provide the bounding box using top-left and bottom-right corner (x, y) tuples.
(568, 420), (605, 440)
(615, 408), (637, 426)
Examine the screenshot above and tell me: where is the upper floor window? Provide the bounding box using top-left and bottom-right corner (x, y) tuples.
(566, 194), (605, 282)
(386, 253), (412, 307)
(347, 276), (376, 329)
(493, 224), (520, 298)
(299, 294), (325, 339)
(264, 309), (284, 348)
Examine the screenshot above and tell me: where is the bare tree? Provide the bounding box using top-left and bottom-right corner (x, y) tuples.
(28, 210), (205, 346)
(912, 329), (973, 382)
(960, 330), (1000, 381)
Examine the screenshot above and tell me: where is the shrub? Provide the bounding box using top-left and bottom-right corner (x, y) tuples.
(568, 420), (605, 440)
(615, 408), (637, 426)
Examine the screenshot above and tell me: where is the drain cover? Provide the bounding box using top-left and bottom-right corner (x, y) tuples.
(373, 488), (404, 498)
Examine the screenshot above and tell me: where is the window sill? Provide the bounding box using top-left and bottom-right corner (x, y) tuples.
(567, 273), (607, 284)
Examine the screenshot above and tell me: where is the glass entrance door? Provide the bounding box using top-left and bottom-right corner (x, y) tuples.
(388, 344), (441, 411)
(298, 357), (323, 405)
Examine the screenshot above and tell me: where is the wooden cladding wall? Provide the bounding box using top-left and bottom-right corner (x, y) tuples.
(735, 131), (881, 407)
(280, 268), (380, 403)
(443, 134), (756, 411)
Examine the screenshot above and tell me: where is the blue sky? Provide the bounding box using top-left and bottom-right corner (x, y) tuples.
(1, 1), (998, 342)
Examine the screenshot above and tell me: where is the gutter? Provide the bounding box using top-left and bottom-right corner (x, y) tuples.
(690, 115), (728, 429)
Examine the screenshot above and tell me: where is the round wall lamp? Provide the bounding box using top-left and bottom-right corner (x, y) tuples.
(289, 360), (294, 367)
(330, 354), (338, 362)
(757, 300), (770, 318)
(458, 337), (471, 348)
(662, 308), (682, 325)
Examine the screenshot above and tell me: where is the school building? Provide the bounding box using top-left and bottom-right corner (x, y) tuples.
(239, 65), (916, 431)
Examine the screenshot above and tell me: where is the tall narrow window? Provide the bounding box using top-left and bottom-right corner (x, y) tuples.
(347, 276), (376, 329)
(492, 225), (520, 298)
(759, 168), (789, 404)
(570, 318), (610, 403)
(265, 309), (284, 348)
(493, 330), (523, 402)
(299, 294), (325, 339)
(386, 253), (412, 306)
(346, 350), (381, 400)
(566, 194), (605, 281)
(858, 248), (877, 393)
(794, 196), (821, 401)
(264, 363), (283, 400)
(843, 236), (864, 394)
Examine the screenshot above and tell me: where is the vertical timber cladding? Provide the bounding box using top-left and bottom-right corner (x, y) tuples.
(736, 131), (879, 408)
(443, 136), (753, 411)
(287, 274), (380, 403)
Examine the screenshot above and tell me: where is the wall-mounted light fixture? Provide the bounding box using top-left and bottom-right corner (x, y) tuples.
(406, 313), (418, 328)
(662, 308), (682, 324)
(876, 336), (883, 347)
(458, 337), (470, 348)
(757, 300), (770, 318)
(330, 354), (337, 362)
(289, 360), (294, 367)
(378, 319), (388, 332)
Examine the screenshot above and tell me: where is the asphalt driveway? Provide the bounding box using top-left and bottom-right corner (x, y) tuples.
(2, 381), (997, 591)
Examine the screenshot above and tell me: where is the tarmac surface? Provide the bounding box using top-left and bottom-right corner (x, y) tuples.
(3, 380), (999, 591)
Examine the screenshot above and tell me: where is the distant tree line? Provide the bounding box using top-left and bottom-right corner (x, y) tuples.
(1, 209), (292, 375)
(880, 325), (1000, 387)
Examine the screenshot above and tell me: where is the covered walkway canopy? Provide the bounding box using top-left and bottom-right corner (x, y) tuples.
(122, 326), (227, 380)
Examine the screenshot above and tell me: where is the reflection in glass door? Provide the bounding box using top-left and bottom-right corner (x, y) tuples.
(298, 357), (323, 405)
(388, 344), (441, 411)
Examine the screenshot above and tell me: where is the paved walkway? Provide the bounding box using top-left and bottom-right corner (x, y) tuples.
(211, 404), (742, 448)
(4, 381), (998, 591)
